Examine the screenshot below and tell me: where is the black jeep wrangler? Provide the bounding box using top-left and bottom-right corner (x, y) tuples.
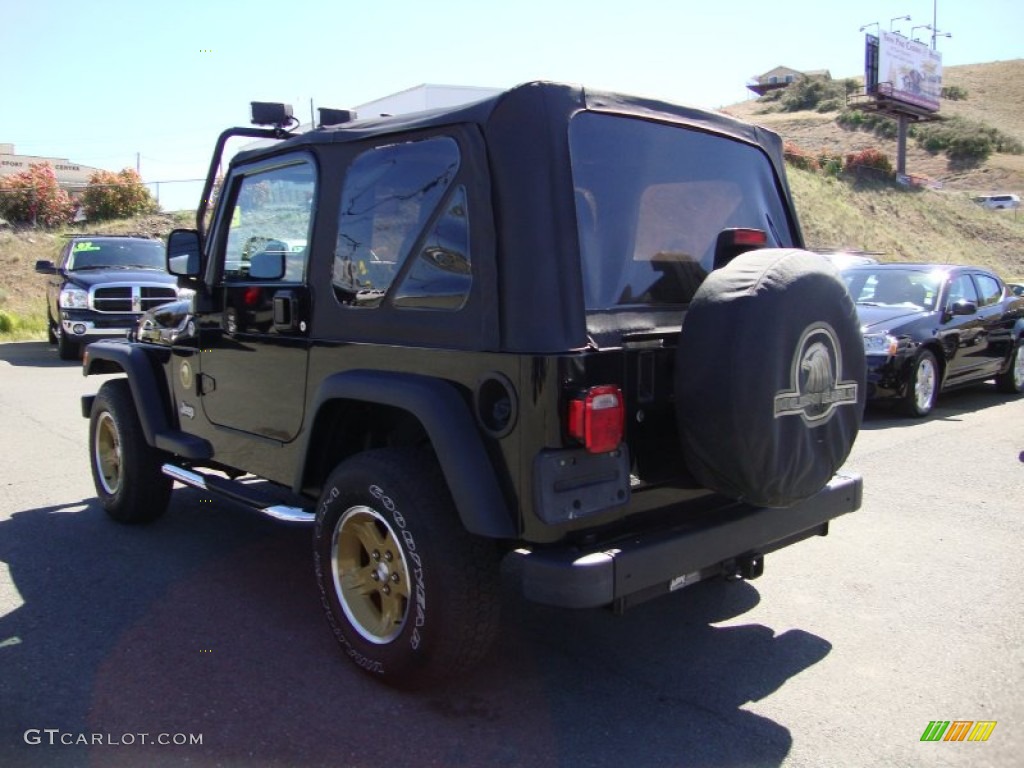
(81, 83), (865, 688)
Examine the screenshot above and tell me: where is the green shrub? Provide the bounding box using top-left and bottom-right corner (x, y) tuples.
(0, 163), (74, 227)
(941, 85), (968, 101)
(0, 310), (11, 333)
(779, 77), (851, 113)
(82, 169), (159, 221)
(913, 116), (1022, 162)
(817, 151), (844, 177)
(837, 110), (898, 139)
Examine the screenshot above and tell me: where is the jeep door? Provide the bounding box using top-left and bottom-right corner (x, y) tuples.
(197, 155), (316, 441)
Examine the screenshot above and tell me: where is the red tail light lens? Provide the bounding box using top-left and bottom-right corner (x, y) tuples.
(729, 228), (768, 247)
(568, 385), (624, 454)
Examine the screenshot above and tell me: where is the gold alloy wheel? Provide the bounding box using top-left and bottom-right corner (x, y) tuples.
(94, 412), (123, 495)
(331, 505), (412, 644)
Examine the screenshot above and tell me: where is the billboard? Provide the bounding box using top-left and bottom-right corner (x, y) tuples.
(866, 31), (942, 112)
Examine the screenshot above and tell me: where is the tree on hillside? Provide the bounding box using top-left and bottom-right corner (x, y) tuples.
(82, 168), (159, 221)
(0, 163), (74, 227)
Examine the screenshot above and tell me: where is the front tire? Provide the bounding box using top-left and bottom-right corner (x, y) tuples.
(89, 379), (172, 523)
(313, 449), (500, 689)
(57, 325), (79, 360)
(902, 350), (939, 417)
(995, 339), (1024, 394)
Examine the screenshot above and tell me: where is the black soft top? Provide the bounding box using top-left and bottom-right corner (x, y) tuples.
(234, 81), (788, 178)
(230, 82), (798, 353)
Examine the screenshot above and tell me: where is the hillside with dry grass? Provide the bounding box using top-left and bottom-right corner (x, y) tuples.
(724, 59), (1024, 194)
(722, 59), (1024, 274)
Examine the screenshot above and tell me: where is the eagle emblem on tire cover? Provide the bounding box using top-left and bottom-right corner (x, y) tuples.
(774, 322), (859, 425)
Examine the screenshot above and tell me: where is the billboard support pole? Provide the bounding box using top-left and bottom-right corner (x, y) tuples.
(896, 115), (909, 175)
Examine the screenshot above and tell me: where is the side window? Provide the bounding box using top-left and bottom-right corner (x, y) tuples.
(948, 274), (979, 306)
(393, 186), (471, 310)
(974, 274), (1002, 306)
(333, 137), (460, 307)
(222, 160), (316, 283)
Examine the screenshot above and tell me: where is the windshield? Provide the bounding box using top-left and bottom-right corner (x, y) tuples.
(66, 239), (165, 271)
(842, 267), (944, 311)
(569, 112), (797, 310)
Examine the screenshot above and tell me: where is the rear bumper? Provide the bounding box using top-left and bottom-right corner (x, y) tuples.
(512, 471), (862, 608)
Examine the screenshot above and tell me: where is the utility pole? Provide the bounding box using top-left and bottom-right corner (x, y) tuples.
(136, 152), (141, 174)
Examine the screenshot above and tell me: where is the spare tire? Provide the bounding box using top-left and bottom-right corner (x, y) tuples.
(675, 248), (865, 508)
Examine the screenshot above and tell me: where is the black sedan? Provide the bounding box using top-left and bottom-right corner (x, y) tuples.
(842, 264), (1024, 416)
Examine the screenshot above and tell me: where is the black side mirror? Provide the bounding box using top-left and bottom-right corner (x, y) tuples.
(34, 260), (57, 275)
(167, 229), (202, 277)
(949, 300), (978, 316)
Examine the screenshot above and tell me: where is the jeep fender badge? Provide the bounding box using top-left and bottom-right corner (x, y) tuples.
(180, 361), (193, 390)
(773, 322), (858, 426)
(179, 401), (195, 420)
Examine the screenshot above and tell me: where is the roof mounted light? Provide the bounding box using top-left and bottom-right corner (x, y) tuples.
(318, 107), (357, 127)
(250, 102), (295, 129)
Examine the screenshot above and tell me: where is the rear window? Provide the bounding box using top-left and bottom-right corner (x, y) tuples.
(569, 112), (797, 310)
(65, 239), (164, 271)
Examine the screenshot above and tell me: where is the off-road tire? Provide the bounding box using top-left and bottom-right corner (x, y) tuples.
(89, 379), (172, 523)
(995, 338), (1024, 394)
(313, 448), (500, 689)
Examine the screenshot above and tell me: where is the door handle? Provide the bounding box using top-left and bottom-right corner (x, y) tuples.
(272, 290), (301, 332)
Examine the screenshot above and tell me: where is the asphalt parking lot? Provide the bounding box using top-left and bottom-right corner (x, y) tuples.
(1, 340), (1021, 767)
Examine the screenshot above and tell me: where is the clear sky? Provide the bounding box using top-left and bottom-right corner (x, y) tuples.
(3, 0), (1021, 211)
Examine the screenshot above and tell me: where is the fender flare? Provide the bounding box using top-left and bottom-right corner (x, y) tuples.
(83, 340), (212, 460)
(303, 370), (516, 539)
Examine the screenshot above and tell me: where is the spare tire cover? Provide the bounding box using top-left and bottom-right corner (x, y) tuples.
(676, 248), (865, 508)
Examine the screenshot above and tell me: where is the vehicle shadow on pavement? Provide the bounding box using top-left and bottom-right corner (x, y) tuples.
(0, 341), (79, 369)
(0, 491), (830, 768)
(860, 383), (1014, 430)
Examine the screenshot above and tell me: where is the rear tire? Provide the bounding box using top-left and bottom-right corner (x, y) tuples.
(89, 379), (172, 523)
(902, 350), (938, 417)
(313, 448), (500, 689)
(995, 339), (1024, 394)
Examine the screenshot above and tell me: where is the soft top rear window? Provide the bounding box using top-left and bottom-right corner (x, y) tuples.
(569, 112), (797, 310)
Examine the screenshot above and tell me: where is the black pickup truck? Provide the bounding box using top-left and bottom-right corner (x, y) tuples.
(35, 235), (183, 359)
(81, 83), (865, 688)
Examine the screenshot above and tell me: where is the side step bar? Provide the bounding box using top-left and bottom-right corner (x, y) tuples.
(162, 464), (316, 523)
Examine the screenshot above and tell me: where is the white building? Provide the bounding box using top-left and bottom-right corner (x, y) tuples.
(0, 143), (104, 191)
(352, 84), (502, 119)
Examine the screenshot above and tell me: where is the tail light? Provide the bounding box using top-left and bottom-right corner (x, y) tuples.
(567, 385), (625, 454)
(713, 227), (768, 269)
